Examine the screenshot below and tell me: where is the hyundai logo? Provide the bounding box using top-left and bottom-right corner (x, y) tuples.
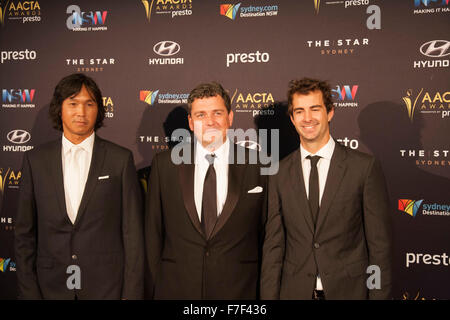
(153, 41), (181, 56)
(7, 130), (31, 144)
(420, 40), (450, 58)
(236, 140), (261, 151)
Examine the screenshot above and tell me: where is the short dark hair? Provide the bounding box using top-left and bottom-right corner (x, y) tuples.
(287, 78), (334, 115)
(187, 82), (231, 114)
(49, 73), (105, 131)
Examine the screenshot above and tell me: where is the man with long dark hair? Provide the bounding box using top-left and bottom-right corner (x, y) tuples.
(15, 73), (144, 299)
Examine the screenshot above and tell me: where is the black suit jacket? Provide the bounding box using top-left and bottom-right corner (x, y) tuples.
(15, 135), (144, 299)
(145, 143), (267, 299)
(261, 142), (392, 300)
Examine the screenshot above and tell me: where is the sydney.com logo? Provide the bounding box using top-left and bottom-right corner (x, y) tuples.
(140, 89), (189, 105)
(220, 2), (278, 20)
(0, 257), (15, 272)
(398, 199), (450, 217)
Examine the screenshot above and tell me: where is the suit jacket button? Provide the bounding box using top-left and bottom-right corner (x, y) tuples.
(72, 255), (78, 260)
(314, 243), (320, 249)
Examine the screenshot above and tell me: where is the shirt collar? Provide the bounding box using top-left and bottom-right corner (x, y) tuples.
(62, 132), (95, 156)
(195, 138), (230, 164)
(300, 135), (335, 162)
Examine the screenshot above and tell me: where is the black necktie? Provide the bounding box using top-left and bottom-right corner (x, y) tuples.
(201, 153), (217, 239)
(307, 155), (321, 227)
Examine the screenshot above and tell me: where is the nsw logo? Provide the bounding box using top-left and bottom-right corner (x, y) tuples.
(66, 5), (108, 31)
(2, 89), (35, 103)
(414, 0), (450, 7)
(332, 85), (358, 101)
(332, 85), (359, 107)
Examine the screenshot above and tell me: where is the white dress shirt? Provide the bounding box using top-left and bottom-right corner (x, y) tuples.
(62, 132), (95, 224)
(300, 136), (336, 291)
(194, 139), (230, 222)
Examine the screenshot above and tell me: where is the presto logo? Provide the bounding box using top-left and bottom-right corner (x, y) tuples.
(226, 50), (270, 67)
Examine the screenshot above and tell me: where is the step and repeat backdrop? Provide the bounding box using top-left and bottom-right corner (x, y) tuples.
(0, 1), (449, 300)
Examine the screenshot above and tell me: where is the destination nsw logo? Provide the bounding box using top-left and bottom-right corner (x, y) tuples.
(0, 257), (15, 272)
(398, 199), (450, 217)
(140, 89), (188, 105)
(220, 2), (278, 20)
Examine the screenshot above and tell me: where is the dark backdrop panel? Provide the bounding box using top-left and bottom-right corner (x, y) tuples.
(1, 0), (449, 300)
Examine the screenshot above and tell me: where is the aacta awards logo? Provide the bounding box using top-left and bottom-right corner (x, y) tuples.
(142, 0), (192, 23)
(103, 96), (114, 118)
(312, 1), (381, 30)
(0, 0), (41, 26)
(402, 88), (450, 121)
(230, 89), (275, 117)
(314, 0), (373, 12)
(0, 167), (11, 196)
(402, 291), (435, 300)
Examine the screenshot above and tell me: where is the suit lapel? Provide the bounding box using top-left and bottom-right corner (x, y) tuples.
(179, 143), (247, 240)
(210, 145), (246, 239)
(290, 150), (315, 234)
(74, 135), (106, 226)
(178, 144), (204, 237)
(48, 139), (72, 224)
(315, 142), (347, 234)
